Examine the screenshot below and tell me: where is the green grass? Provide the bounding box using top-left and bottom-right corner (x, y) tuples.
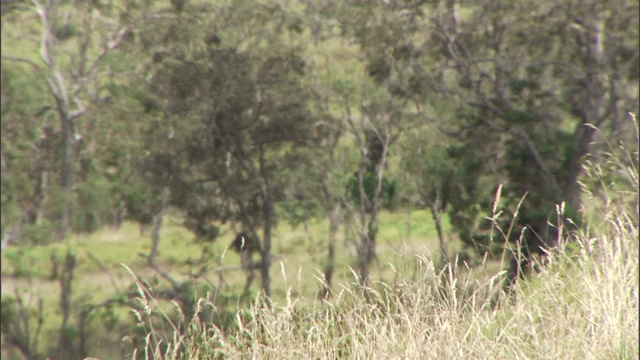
(1, 208), (450, 276)
(1, 207), (451, 358)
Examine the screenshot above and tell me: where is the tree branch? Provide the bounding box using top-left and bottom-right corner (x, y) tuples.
(1, 56), (46, 79)
(74, 26), (130, 97)
(510, 126), (561, 202)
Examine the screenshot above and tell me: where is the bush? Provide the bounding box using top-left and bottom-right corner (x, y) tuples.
(21, 220), (56, 246)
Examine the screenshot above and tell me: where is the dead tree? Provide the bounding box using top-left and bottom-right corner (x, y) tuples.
(230, 232), (262, 293)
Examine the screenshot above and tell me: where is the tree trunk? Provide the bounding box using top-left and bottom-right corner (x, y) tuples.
(357, 235), (371, 287)
(35, 171), (49, 225)
(257, 145), (274, 298)
(321, 205), (340, 297)
(358, 218), (378, 287)
(149, 187), (170, 263)
(57, 249), (76, 359)
(59, 116), (75, 240)
(260, 192), (273, 297)
(563, 124), (597, 218)
(113, 199), (125, 229)
(431, 205), (449, 266)
(563, 10), (608, 220)
(425, 186), (449, 266)
(241, 251), (256, 293)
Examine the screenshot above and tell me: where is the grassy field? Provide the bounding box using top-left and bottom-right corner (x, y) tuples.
(1, 208), (463, 358)
(0, 208), (453, 281)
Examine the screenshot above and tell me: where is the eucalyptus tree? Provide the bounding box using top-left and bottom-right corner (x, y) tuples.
(399, 130), (452, 265)
(337, 0), (639, 274)
(135, 0), (319, 297)
(426, 0), (638, 229)
(2, 0), (130, 239)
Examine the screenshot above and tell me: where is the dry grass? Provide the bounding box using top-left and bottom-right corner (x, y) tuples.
(131, 180), (638, 360)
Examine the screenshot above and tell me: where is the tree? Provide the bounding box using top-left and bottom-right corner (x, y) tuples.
(426, 0), (638, 265)
(399, 129), (452, 266)
(3, 0), (129, 239)
(326, 77), (401, 287)
(136, 1), (318, 297)
(351, 102), (399, 287)
(337, 0), (639, 271)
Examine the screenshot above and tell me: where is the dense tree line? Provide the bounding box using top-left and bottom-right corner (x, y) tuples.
(3, 0), (638, 285)
(3, 0), (638, 277)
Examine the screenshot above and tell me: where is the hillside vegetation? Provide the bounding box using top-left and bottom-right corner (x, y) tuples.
(130, 148), (639, 359)
(1, 0), (638, 358)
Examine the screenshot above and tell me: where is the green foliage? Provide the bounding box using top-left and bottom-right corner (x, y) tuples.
(280, 197), (320, 230)
(1, 63), (53, 236)
(0, 295), (18, 332)
(105, 82), (162, 114)
(20, 220), (57, 246)
(52, 22), (76, 41)
(72, 176), (115, 233)
(346, 172), (396, 210)
(125, 182), (159, 226)
(133, 2), (323, 259)
(339, 0), (638, 259)
(4, 247), (34, 277)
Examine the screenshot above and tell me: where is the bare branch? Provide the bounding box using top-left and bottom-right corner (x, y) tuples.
(144, 255), (182, 291)
(51, 70), (69, 106)
(1, 56), (46, 79)
(82, 25), (131, 90)
(32, 0), (53, 67)
(33, 105), (53, 117)
(86, 251), (123, 292)
(69, 97), (86, 120)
